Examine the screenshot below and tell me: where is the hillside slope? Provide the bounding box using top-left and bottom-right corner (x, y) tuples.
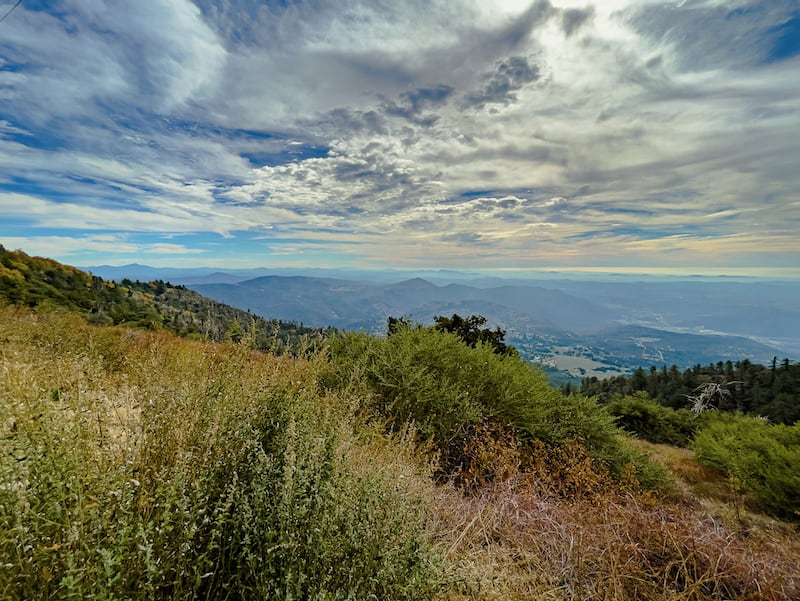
(3, 303), (799, 600)
(0, 245), (332, 354)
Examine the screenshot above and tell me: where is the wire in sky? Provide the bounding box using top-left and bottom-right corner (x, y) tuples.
(0, 0), (23, 25)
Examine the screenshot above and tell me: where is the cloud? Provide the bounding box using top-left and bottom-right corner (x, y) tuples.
(2, 1), (225, 123)
(1, 0), (798, 273)
(561, 6), (595, 37)
(383, 85), (454, 124)
(0, 235), (205, 258)
(625, 0), (800, 70)
(0, 120), (31, 138)
(465, 56), (542, 108)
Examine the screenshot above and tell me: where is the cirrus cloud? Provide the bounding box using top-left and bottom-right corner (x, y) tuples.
(1, 0), (798, 275)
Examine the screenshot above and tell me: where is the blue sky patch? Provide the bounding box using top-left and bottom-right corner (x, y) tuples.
(766, 14), (800, 63)
(241, 144), (330, 168)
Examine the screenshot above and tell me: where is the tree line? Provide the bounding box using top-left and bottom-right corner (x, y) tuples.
(579, 359), (799, 424)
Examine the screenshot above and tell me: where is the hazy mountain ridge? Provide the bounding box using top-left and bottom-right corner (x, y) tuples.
(86, 264), (800, 345)
(73, 263), (795, 378)
(547, 279), (800, 351)
(185, 272), (787, 377)
(189, 275), (615, 333)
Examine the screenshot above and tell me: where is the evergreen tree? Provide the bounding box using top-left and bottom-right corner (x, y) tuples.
(581, 359), (800, 425)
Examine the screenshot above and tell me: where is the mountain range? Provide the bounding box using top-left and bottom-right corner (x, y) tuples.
(186, 275), (789, 380)
(79, 263), (798, 383)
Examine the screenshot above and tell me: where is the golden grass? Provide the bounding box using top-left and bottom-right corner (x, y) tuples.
(0, 306), (440, 599)
(427, 438), (800, 600)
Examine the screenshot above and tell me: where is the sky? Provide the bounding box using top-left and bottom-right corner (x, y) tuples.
(1, 0), (799, 276)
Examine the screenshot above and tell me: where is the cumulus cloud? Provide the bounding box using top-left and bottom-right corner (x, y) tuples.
(383, 85), (454, 124)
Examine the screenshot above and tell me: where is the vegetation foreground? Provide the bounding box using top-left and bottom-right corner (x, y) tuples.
(2, 305), (799, 600)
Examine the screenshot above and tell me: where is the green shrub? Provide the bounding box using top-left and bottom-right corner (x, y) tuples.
(606, 393), (698, 447)
(326, 327), (664, 488)
(693, 413), (800, 519)
(129, 406), (438, 600)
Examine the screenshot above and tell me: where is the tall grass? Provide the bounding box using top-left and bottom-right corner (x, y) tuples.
(0, 306), (439, 600)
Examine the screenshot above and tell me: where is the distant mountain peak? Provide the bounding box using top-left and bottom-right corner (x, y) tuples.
(386, 277), (438, 289)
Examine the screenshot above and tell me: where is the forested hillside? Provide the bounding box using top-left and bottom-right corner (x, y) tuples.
(580, 360), (800, 424)
(0, 245), (333, 354)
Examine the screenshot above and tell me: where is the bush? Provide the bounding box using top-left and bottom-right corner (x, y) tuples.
(693, 413), (800, 519)
(606, 393), (698, 447)
(326, 327), (665, 489)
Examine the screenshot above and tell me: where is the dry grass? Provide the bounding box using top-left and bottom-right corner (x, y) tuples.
(429, 438), (800, 601)
(629, 440), (730, 496)
(431, 479), (800, 600)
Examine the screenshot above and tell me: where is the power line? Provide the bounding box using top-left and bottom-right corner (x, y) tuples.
(0, 0), (23, 25)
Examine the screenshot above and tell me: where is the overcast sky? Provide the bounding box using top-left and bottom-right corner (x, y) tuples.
(1, 0), (799, 276)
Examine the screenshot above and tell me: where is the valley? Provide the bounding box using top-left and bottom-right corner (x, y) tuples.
(82, 263), (799, 383)
(178, 271), (793, 381)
